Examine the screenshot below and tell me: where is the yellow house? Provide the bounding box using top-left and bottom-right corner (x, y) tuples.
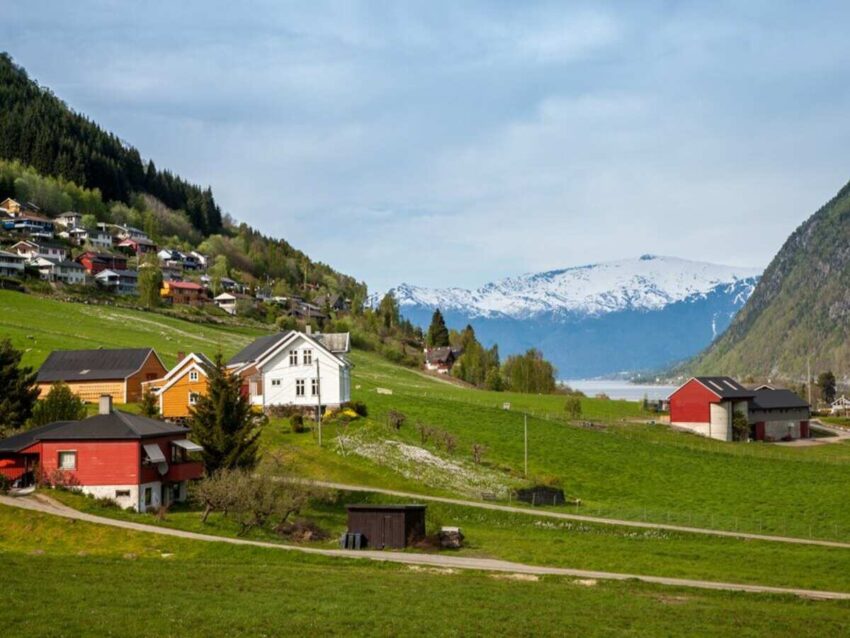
(36, 348), (167, 403)
(143, 353), (213, 419)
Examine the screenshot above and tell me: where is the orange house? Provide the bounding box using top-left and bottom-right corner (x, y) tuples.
(37, 348), (167, 403)
(161, 280), (206, 306)
(143, 353), (213, 419)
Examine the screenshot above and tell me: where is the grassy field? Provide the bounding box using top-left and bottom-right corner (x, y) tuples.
(0, 289), (263, 368)
(4, 289), (850, 542)
(3, 504), (850, 637)
(49, 487), (850, 594)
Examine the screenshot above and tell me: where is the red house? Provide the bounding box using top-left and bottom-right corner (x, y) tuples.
(77, 251), (128, 275)
(0, 396), (203, 511)
(668, 377), (810, 442)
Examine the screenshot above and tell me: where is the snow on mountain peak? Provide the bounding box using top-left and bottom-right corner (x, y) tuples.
(388, 255), (761, 319)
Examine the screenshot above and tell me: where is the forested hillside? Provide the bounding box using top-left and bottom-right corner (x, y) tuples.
(691, 178), (850, 381)
(0, 53), (364, 301)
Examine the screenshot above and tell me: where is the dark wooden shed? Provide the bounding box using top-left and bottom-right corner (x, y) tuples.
(346, 504), (426, 549)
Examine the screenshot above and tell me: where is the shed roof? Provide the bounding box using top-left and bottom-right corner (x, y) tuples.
(0, 411), (189, 453)
(346, 504), (427, 511)
(37, 348), (159, 382)
(750, 388), (809, 410)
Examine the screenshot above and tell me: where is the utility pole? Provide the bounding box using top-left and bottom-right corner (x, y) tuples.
(524, 413), (528, 478)
(316, 358), (322, 447)
(807, 357), (812, 406)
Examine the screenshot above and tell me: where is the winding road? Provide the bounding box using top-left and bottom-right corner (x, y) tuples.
(2, 493), (849, 601)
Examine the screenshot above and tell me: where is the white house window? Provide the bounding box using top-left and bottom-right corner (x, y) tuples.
(311, 379), (319, 396)
(58, 451), (77, 470)
(115, 490), (131, 498)
(271, 379), (281, 387)
(289, 350), (298, 366)
(296, 379), (305, 397)
(303, 349), (313, 365)
(189, 370), (199, 382)
(189, 392), (200, 405)
(144, 487), (153, 506)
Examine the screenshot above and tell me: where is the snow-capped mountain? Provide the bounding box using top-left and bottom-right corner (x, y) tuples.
(382, 255), (761, 377)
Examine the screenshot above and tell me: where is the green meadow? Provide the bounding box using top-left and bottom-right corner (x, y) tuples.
(3, 504), (850, 637)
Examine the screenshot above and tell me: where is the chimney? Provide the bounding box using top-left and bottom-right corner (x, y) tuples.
(99, 394), (113, 415)
(305, 325), (312, 335)
(176, 351), (186, 363)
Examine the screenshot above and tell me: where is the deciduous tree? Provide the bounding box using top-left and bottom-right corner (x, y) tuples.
(30, 382), (86, 427)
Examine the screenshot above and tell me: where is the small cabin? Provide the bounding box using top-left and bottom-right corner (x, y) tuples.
(346, 504), (426, 549)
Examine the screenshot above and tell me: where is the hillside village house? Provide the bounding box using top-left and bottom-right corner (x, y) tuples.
(424, 347), (461, 374)
(227, 330), (351, 412)
(11, 239), (67, 261)
(77, 250), (128, 275)
(118, 236), (158, 256)
(37, 348), (168, 403)
(55, 211), (82, 228)
(95, 268), (138, 295)
(0, 197), (40, 215)
(142, 352), (213, 419)
(0, 395), (203, 511)
(214, 292), (239, 315)
(668, 377), (811, 442)
(30, 257), (86, 285)
(0, 250), (26, 277)
(8, 212), (54, 238)
(63, 227), (113, 250)
(161, 280), (206, 305)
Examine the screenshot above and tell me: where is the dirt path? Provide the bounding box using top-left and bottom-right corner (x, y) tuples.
(304, 480), (850, 549)
(2, 494), (849, 601)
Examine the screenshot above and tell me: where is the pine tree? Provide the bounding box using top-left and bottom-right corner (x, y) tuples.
(189, 354), (263, 474)
(0, 338), (39, 435)
(427, 309), (450, 347)
(140, 388), (160, 418)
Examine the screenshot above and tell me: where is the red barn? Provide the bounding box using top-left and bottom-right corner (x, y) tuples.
(668, 377), (810, 442)
(0, 396), (203, 511)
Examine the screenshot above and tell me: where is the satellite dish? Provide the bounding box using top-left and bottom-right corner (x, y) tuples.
(157, 462), (169, 476)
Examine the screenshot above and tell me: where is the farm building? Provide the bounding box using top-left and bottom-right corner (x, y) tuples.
(668, 377), (810, 442)
(37, 348), (168, 403)
(346, 504), (426, 549)
(0, 395), (203, 511)
(142, 352), (213, 419)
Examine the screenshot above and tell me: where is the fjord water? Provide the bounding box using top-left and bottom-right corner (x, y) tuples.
(564, 379), (677, 402)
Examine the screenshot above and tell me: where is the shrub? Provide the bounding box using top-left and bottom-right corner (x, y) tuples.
(416, 421), (433, 444)
(564, 396), (582, 419)
(387, 409), (406, 430)
(343, 400), (369, 417)
(0, 474), (10, 494)
(290, 414), (306, 433)
(471, 442), (487, 464)
(442, 432), (458, 454)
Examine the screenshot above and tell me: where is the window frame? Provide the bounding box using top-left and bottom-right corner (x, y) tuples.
(188, 392), (200, 406)
(189, 370), (199, 382)
(289, 350), (298, 366)
(57, 450), (77, 471)
(303, 349), (313, 366)
(311, 378), (319, 396)
(296, 379), (305, 397)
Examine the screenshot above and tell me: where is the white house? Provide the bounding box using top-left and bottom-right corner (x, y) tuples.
(55, 211), (83, 228)
(30, 257), (86, 285)
(214, 292), (238, 315)
(227, 330), (351, 413)
(0, 250), (26, 277)
(11, 240), (67, 262)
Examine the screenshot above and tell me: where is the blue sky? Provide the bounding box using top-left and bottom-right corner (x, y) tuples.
(3, 1), (850, 290)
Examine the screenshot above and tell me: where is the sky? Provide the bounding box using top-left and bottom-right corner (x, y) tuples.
(3, 1), (850, 291)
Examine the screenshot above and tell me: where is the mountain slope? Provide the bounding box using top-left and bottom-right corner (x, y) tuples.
(691, 179), (850, 380)
(388, 256), (760, 377)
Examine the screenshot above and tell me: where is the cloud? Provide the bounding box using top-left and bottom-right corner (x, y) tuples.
(2, 2), (850, 291)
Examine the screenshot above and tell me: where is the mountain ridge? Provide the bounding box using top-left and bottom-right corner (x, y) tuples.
(383, 255), (761, 377)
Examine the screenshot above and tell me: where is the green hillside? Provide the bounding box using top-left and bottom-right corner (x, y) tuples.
(691, 179), (850, 380)
(5, 290), (850, 540)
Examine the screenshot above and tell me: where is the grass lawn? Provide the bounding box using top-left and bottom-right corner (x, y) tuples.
(348, 350), (850, 540)
(48, 488), (850, 594)
(0, 289), (263, 368)
(3, 504), (850, 637)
